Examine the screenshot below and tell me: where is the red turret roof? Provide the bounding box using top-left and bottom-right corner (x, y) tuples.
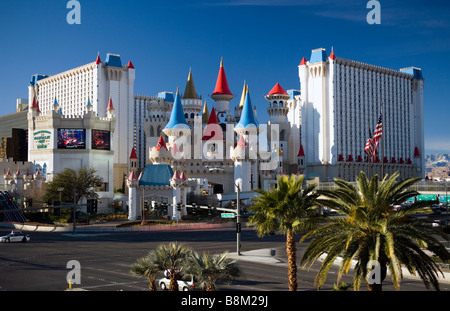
(202, 107), (223, 140)
(329, 50), (336, 60)
(107, 97), (114, 110)
(95, 53), (102, 65)
(237, 135), (247, 149)
(299, 57), (306, 66)
(128, 171), (136, 181)
(180, 171), (186, 180)
(156, 136), (168, 151)
(172, 170), (180, 180)
(30, 96), (38, 109)
(267, 82), (288, 96)
(297, 144), (305, 157)
(127, 60), (134, 69)
(414, 146), (420, 157)
(130, 147), (137, 159)
(212, 58), (233, 96)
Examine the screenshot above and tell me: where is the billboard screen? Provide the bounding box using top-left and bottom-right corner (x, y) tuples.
(57, 129), (86, 149)
(92, 130), (111, 150)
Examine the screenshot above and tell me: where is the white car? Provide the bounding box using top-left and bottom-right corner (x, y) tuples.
(0, 230), (30, 243)
(158, 274), (196, 291)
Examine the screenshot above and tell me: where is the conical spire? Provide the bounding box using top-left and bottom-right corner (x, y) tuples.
(127, 60), (135, 69)
(329, 49), (336, 60)
(30, 96), (38, 109)
(129, 147), (137, 159)
(156, 136), (168, 151)
(183, 67), (198, 99)
(238, 81), (247, 109)
(107, 96), (114, 111)
(202, 100), (210, 124)
(95, 52), (102, 65)
(212, 57), (233, 97)
(235, 85), (258, 129)
(267, 82), (288, 96)
(164, 87), (189, 130)
(202, 107), (223, 140)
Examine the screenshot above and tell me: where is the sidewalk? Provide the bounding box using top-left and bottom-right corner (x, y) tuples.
(0, 220), (234, 232)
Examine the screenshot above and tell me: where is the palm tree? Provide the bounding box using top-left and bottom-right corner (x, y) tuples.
(300, 171), (450, 291)
(130, 256), (159, 291)
(151, 242), (194, 291)
(187, 251), (240, 291)
(249, 174), (319, 291)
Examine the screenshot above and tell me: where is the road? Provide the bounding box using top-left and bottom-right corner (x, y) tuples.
(0, 226), (448, 292)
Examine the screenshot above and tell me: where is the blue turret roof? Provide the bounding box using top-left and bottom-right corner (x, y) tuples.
(164, 89), (189, 130)
(139, 164), (174, 186)
(400, 67), (424, 80)
(309, 48), (327, 63)
(53, 98), (58, 106)
(105, 53), (122, 68)
(235, 87), (258, 129)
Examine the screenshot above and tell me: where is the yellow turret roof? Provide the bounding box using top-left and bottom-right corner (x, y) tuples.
(183, 68), (198, 99)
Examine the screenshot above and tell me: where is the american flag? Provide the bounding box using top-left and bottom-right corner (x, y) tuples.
(364, 128), (374, 161)
(372, 114), (383, 155)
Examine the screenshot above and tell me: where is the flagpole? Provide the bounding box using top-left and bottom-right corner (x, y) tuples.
(381, 102), (384, 178)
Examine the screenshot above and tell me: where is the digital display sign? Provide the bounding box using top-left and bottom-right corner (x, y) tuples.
(92, 130), (111, 150)
(57, 129), (86, 149)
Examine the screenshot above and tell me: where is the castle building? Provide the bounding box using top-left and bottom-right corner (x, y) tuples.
(28, 53), (135, 191)
(27, 96), (116, 211)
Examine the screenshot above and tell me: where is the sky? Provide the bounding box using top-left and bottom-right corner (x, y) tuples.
(1, 0), (450, 155)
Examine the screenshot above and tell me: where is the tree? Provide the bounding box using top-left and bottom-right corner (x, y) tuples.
(187, 251), (240, 291)
(44, 167), (103, 203)
(249, 174), (319, 291)
(300, 171), (450, 291)
(150, 242), (194, 291)
(130, 256), (159, 291)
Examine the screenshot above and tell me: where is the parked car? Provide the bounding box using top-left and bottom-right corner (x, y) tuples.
(0, 230), (30, 243)
(157, 273), (196, 291)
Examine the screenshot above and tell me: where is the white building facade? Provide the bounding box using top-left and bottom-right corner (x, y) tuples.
(299, 48), (425, 181)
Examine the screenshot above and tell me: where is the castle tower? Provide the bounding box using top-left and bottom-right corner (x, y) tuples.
(265, 83), (291, 173)
(129, 147), (138, 173)
(211, 58), (234, 124)
(232, 86), (259, 192)
(182, 68), (202, 128)
(162, 88), (191, 161)
(266, 83), (290, 124)
(126, 170), (138, 220)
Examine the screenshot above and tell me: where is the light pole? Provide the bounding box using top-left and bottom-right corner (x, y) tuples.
(208, 167), (241, 255)
(236, 182), (241, 255)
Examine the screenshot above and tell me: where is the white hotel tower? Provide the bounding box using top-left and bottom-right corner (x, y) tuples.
(299, 48), (425, 181)
(28, 53), (135, 190)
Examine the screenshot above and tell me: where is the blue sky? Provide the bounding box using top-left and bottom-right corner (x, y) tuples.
(1, 0), (450, 155)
